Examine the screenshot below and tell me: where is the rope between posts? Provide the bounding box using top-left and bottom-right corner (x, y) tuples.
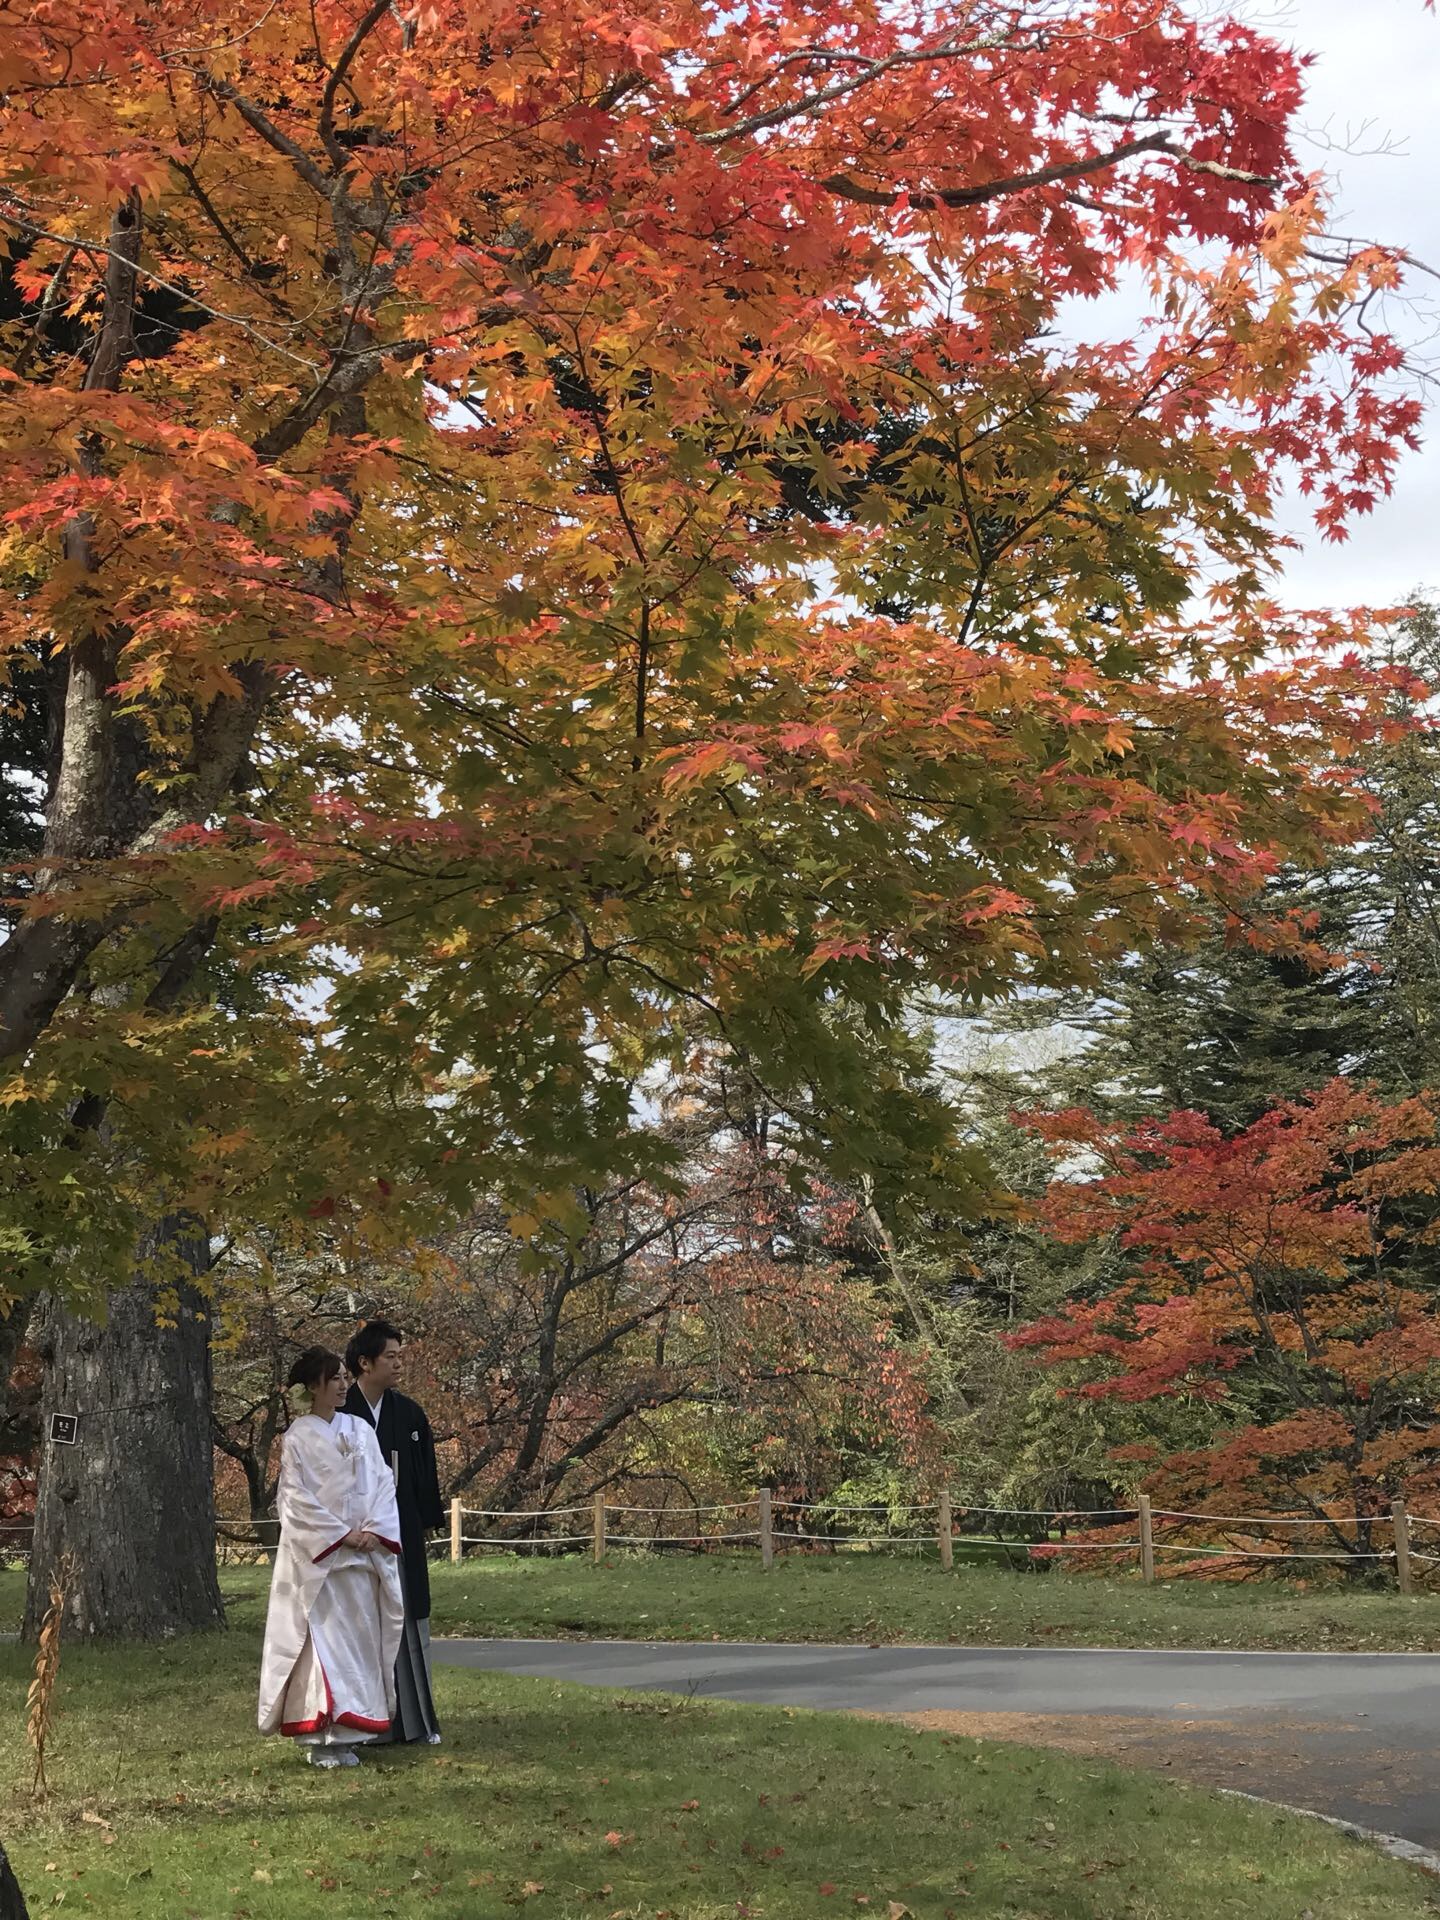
(953, 1504), (1138, 1520)
(603, 1531), (761, 1545)
(460, 1534), (590, 1548)
(1156, 1509), (1394, 1528)
(769, 1535), (1147, 1551)
(603, 1501), (757, 1515)
(774, 1501), (1139, 1519)
(1153, 1542), (1396, 1561)
(771, 1530), (942, 1546)
(1020, 1539), (1142, 1552)
(771, 1500), (935, 1514)
(460, 1504), (592, 1519)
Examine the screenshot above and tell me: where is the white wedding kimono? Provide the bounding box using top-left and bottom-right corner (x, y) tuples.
(258, 1412), (406, 1747)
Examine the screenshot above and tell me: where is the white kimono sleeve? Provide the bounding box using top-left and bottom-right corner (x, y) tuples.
(277, 1428), (352, 1562)
(355, 1420), (403, 1556)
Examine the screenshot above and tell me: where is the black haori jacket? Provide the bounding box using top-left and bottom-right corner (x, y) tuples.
(342, 1385), (445, 1620)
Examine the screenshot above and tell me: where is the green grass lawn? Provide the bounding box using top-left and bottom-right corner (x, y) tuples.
(2, 1625), (1436, 1920)
(3, 1550), (1437, 1650)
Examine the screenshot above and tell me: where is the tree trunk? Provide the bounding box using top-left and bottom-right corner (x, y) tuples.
(0, 1838), (29, 1920)
(24, 1217), (223, 1641)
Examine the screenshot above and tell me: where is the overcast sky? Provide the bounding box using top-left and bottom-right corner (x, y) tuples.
(1258, 0), (1439, 609)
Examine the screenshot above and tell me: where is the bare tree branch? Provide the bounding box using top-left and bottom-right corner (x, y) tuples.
(318, 0), (396, 167)
(821, 132), (1277, 213)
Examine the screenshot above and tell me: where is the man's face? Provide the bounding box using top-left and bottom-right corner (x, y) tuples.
(363, 1337), (404, 1393)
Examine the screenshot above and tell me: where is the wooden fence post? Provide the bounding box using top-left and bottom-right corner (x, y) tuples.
(1393, 1496), (1414, 1595)
(938, 1491), (953, 1571)
(1138, 1494), (1155, 1584)
(450, 1496), (462, 1564)
(593, 1493), (606, 1565)
(759, 1488), (774, 1571)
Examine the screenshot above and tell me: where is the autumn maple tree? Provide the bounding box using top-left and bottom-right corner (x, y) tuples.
(1014, 1081), (1440, 1562)
(0, 0), (1430, 1697)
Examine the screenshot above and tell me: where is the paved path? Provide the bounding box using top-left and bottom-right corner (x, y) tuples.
(434, 1638), (1440, 1854)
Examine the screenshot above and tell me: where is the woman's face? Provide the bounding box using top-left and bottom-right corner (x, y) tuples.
(310, 1364), (349, 1418)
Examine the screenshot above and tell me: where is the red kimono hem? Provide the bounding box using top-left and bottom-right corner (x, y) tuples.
(282, 1709), (390, 1735)
(281, 1657), (339, 1738)
(280, 1657), (388, 1737)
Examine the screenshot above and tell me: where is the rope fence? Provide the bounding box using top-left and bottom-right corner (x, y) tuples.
(195, 1488), (1440, 1592)
(9, 1493), (1436, 1593)
(452, 1488), (1438, 1590)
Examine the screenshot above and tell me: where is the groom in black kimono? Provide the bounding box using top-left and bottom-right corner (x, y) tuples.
(343, 1318), (445, 1744)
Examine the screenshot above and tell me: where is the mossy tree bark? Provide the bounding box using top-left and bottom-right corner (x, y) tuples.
(24, 1217), (223, 1642)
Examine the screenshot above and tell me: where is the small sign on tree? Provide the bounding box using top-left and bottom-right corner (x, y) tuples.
(49, 1414), (79, 1446)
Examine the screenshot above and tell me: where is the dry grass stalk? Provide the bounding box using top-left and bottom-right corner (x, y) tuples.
(27, 1553), (74, 1795)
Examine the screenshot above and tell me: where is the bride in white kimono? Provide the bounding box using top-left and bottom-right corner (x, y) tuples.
(258, 1346), (406, 1767)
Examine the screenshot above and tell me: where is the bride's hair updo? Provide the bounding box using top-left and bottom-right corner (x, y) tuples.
(286, 1346), (343, 1393)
